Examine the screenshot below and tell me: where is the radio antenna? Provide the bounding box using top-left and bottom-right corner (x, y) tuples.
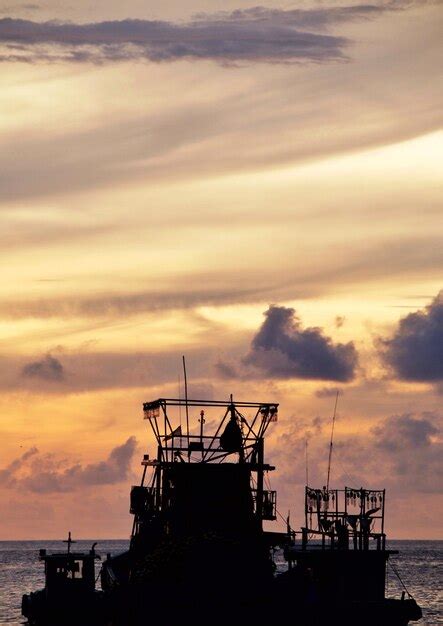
(305, 439), (309, 486)
(326, 390), (339, 492)
(178, 373), (182, 430)
(182, 355), (190, 448)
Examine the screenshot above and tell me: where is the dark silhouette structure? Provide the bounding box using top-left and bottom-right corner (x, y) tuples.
(100, 396), (421, 625)
(22, 396), (422, 625)
(21, 534), (104, 624)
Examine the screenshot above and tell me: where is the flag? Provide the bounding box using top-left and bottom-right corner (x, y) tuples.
(164, 425), (182, 441)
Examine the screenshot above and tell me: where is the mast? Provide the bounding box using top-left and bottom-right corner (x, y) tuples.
(63, 531), (75, 554)
(199, 410), (205, 446)
(182, 356), (190, 450)
(256, 436), (264, 525)
(326, 390), (339, 492)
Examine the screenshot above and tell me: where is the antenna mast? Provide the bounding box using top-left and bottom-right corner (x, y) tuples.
(182, 356), (190, 448)
(305, 439), (309, 486)
(326, 390), (339, 492)
(178, 374), (182, 430)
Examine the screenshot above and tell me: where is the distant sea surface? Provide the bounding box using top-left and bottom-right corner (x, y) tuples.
(0, 539), (441, 625)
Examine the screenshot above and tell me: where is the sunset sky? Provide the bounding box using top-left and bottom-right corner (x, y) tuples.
(0, 0), (441, 540)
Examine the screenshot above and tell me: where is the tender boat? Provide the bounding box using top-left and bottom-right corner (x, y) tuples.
(22, 533), (105, 624)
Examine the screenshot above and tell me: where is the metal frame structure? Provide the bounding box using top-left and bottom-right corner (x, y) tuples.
(131, 397), (279, 538)
(302, 486), (386, 550)
(142, 397), (278, 463)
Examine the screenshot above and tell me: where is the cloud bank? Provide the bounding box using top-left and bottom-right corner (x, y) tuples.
(0, 437), (137, 492)
(245, 305), (358, 381)
(22, 353), (64, 381)
(0, 284), (264, 319)
(0, 4), (399, 65)
(372, 412), (439, 452)
(381, 290), (443, 382)
(275, 410), (442, 497)
(369, 412), (442, 494)
(0, 347), (219, 393)
(0, 447), (38, 484)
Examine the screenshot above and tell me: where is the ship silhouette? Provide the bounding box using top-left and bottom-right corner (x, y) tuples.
(23, 395), (422, 625)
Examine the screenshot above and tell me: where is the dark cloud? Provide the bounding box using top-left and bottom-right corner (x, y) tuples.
(0, 8), (360, 65)
(0, 2), (424, 63)
(1, 2), (424, 66)
(368, 412), (442, 493)
(0, 2), (421, 65)
(0, 437), (137, 493)
(21, 353), (64, 381)
(380, 290), (443, 381)
(332, 412), (443, 495)
(245, 305), (358, 381)
(59, 436), (137, 490)
(372, 412), (439, 452)
(200, 4), (396, 29)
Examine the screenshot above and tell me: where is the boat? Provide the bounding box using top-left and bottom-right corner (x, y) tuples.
(21, 533), (105, 625)
(278, 486), (423, 624)
(100, 395), (422, 626)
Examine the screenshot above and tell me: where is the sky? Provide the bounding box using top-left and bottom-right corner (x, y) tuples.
(0, 0), (442, 540)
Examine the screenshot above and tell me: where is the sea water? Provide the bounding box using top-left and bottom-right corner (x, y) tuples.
(0, 540), (441, 625)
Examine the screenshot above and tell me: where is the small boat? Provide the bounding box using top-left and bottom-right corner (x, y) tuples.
(21, 533), (105, 624)
(278, 485), (423, 625)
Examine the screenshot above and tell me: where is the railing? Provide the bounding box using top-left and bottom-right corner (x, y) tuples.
(300, 527), (386, 551)
(132, 485), (278, 522)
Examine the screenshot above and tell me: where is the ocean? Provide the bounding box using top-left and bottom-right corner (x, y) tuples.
(0, 539), (441, 625)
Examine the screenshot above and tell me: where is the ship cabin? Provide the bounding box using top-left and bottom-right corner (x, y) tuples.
(285, 486), (396, 604)
(39, 536), (100, 599)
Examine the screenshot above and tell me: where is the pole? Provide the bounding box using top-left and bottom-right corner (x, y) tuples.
(256, 437), (264, 526)
(199, 410), (205, 445)
(305, 439), (309, 486)
(326, 390), (339, 492)
(178, 374), (182, 430)
(182, 356), (190, 450)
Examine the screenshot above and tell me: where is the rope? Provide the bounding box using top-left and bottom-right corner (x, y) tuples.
(95, 564), (103, 584)
(388, 560), (413, 598)
(335, 455), (359, 485)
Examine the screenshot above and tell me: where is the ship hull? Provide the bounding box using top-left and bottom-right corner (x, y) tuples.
(102, 589), (422, 626)
(21, 589), (106, 625)
(101, 554), (421, 626)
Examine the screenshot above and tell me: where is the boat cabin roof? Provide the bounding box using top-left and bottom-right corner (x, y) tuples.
(39, 551), (99, 562)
